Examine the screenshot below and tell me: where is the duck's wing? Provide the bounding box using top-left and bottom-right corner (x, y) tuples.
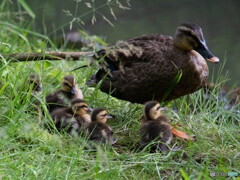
(95, 34), (173, 71)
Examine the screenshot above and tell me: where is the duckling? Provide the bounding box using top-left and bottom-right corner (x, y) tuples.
(139, 101), (173, 153)
(46, 75), (83, 113)
(86, 107), (114, 145)
(25, 74), (42, 94)
(50, 99), (91, 135)
(230, 87), (240, 107)
(20, 74), (42, 122)
(84, 22), (219, 103)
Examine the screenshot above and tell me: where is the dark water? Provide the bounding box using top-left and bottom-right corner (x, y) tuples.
(25, 0), (240, 85)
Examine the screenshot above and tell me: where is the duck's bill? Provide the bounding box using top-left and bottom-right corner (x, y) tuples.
(195, 41), (219, 63)
(36, 85), (42, 91)
(112, 138), (118, 144)
(206, 56), (219, 63)
(171, 126), (194, 141)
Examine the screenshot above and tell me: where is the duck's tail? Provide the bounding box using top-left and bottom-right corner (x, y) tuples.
(71, 64), (90, 72)
(71, 52), (95, 72)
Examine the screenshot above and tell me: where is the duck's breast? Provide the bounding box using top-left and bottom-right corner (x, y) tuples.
(171, 50), (209, 97)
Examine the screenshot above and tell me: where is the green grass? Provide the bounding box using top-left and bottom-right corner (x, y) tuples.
(0, 4), (240, 180)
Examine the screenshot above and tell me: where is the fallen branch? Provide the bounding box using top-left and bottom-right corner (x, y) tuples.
(1, 51), (94, 62)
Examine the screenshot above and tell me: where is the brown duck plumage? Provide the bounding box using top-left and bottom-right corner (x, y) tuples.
(87, 22), (219, 104)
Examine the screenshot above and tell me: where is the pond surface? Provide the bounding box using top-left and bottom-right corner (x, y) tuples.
(26, 0), (240, 86)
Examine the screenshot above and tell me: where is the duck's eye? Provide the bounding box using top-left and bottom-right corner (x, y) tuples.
(156, 106), (161, 111)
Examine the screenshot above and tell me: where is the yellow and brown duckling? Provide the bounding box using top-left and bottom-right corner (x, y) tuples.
(139, 101), (173, 153)
(86, 107), (115, 145)
(50, 99), (91, 135)
(46, 75), (83, 113)
(85, 22), (219, 103)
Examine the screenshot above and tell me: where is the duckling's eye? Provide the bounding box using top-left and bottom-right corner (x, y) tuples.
(64, 83), (71, 88)
(156, 106), (161, 111)
(76, 105), (87, 110)
(101, 113), (107, 117)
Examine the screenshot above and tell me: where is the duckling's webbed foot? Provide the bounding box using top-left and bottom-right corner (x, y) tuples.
(171, 144), (183, 152)
(157, 143), (170, 153)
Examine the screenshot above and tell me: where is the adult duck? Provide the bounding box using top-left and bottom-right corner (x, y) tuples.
(86, 22), (219, 103)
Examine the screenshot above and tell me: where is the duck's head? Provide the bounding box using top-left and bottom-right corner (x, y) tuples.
(71, 99), (91, 115)
(174, 22), (219, 63)
(91, 107), (113, 123)
(62, 75), (78, 94)
(27, 74), (42, 92)
(144, 101), (161, 120)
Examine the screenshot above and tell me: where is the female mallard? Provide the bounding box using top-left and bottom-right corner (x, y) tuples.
(86, 22), (219, 104)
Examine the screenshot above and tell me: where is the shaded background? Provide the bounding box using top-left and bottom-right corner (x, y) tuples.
(24, 0), (240, 85)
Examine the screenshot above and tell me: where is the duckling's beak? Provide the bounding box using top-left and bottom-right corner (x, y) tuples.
(107, 115), (113, 119)
(112, 138), (118, 144)
(161, 107), (166, 111)
(36, 85), (42, 91)
(71, 86), (77, 94)
(87, 107), (93, 113)
(195, 41), (219, 64)
(170, 126), (194, 141)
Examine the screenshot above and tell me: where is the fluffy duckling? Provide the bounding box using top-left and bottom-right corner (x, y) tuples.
(22, 74), (42, 122)
(46, 75), (83, 113)
(50, 99), (91, 135)
(86, 108), (114, 145)
(139, 101), (173, 153)
(25, 74), (42, 93)
(230, 87), (240, 107)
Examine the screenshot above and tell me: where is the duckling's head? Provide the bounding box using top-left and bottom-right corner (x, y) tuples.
(91, 107), (112, 123)
(144, 101), (161, 120)
(71, 99), (90, 115)
(27, 74), (42, 92)
(174, 22), (219, 63)
(62, 75), (78, 94)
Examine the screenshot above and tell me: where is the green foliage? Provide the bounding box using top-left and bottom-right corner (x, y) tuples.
(18, 0), (36, 18)
(0, 1), (240, 179)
